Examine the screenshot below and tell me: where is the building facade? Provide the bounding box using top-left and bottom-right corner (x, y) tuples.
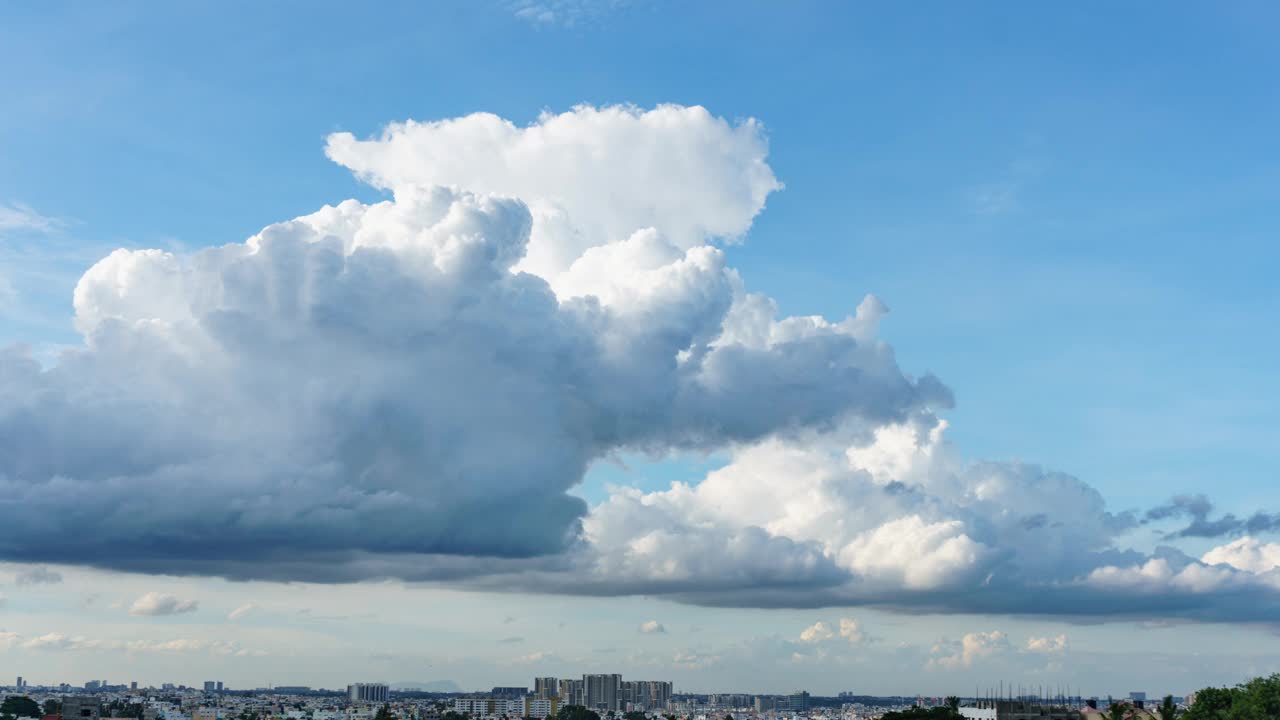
(348, 683), (390, 704)
(535, 678), (559, 699)
(583, 674), (622, 711)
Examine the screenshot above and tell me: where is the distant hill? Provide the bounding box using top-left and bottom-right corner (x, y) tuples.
(391, 681), (463, 693)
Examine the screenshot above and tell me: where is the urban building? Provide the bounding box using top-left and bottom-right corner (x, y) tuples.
(962, 700), (1106, 720)
(204, 682), (217, 693)
(622, 681), (672, 710)
(453, 697), (558, 719)
(535, 678), (559, 699)
(348, 683), (390, 704)
(491, 687), (528, 699)
(62, 696), (102, 720)
(584, 674), (621, 711)
(779, 691), (810, 712)
(558, 679), (584, 707)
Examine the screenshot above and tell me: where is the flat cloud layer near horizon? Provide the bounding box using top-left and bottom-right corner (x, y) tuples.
(1, 104), (1278, 624)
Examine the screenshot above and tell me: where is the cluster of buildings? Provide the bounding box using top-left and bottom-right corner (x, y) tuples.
(452, 675), (673, 719)
(0, 676), (1196, 720)
(751, 692), (810, 713)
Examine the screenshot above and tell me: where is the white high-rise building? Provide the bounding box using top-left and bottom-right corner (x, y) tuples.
(348, 683), (390, 704)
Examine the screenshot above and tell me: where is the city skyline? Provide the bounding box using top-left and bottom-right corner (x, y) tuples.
(2, 0), (1280, 699)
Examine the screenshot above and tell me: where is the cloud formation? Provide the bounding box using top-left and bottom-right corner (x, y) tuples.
(1025, 634), (1067, 654)
(0, 105), (941, 585)
(0, 202), (62, 233)
(1, 104), (1277, 625)
(129, 592), (199, 617)
(639, 620), (666, 635)
(13, 565), (62, 585)
(1145, 494), (1280, 539)
(227, 603), (256, 621)
(928, 631), (1009, 670)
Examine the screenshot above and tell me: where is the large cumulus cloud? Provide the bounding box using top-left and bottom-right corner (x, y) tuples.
(2, 104), (1277, 624)
(0, 105), (942, 581)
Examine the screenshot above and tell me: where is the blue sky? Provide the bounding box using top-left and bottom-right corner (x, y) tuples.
(2, 0), (1280, 696)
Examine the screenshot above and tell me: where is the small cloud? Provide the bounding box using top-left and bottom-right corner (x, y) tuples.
(129, 591), (199, 617)
(22, 632), (100, 651)
(15, 566), (63, 586)
(799, 621), (833, 643)
(513, 650), (553, 664)
(639, 620), (666, 635)
(501, 636), (525, 644)
(0, 630), (20, 649)
(227, 603), (257, 621)
(927, 630), (1008, 670)
(1025, 634), (1068, 654)
(502, 615), (517, 624)
(838, 617), (866, 644)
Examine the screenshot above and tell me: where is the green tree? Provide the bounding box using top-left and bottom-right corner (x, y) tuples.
(1155, 695), (1179, 720)
(945, 698), (960, 713)
(623, 712), (646, 720)
(0, 698), (41, 719)
(42, 702), (61, 717)
(1182, 686), (1235, 720)
(1106, 702), (1130, 720)
(555, 706), (600, 720)
(375, 705), (394, 720)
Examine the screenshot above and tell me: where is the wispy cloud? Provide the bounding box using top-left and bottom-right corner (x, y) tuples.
(227, 603), (257, 621)
(509, 0), (635, 28)
(0, 202), (63, 233)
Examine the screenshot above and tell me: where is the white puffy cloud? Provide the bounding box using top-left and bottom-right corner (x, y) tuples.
(1201, 537), (1280, 573)
(1084, 556), (1277, 595)
(639, 620), (666, 635)
(129, 592), (199, 616)
(325, 104), (780, 280)
(799, 621), (833, 643)
(1025, 634), (1067, 654)
(928, 631), (1008, 669)
(0, 104), (943, 588)
(799, 618), (865, 646)
(838, 618), (866, 644)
